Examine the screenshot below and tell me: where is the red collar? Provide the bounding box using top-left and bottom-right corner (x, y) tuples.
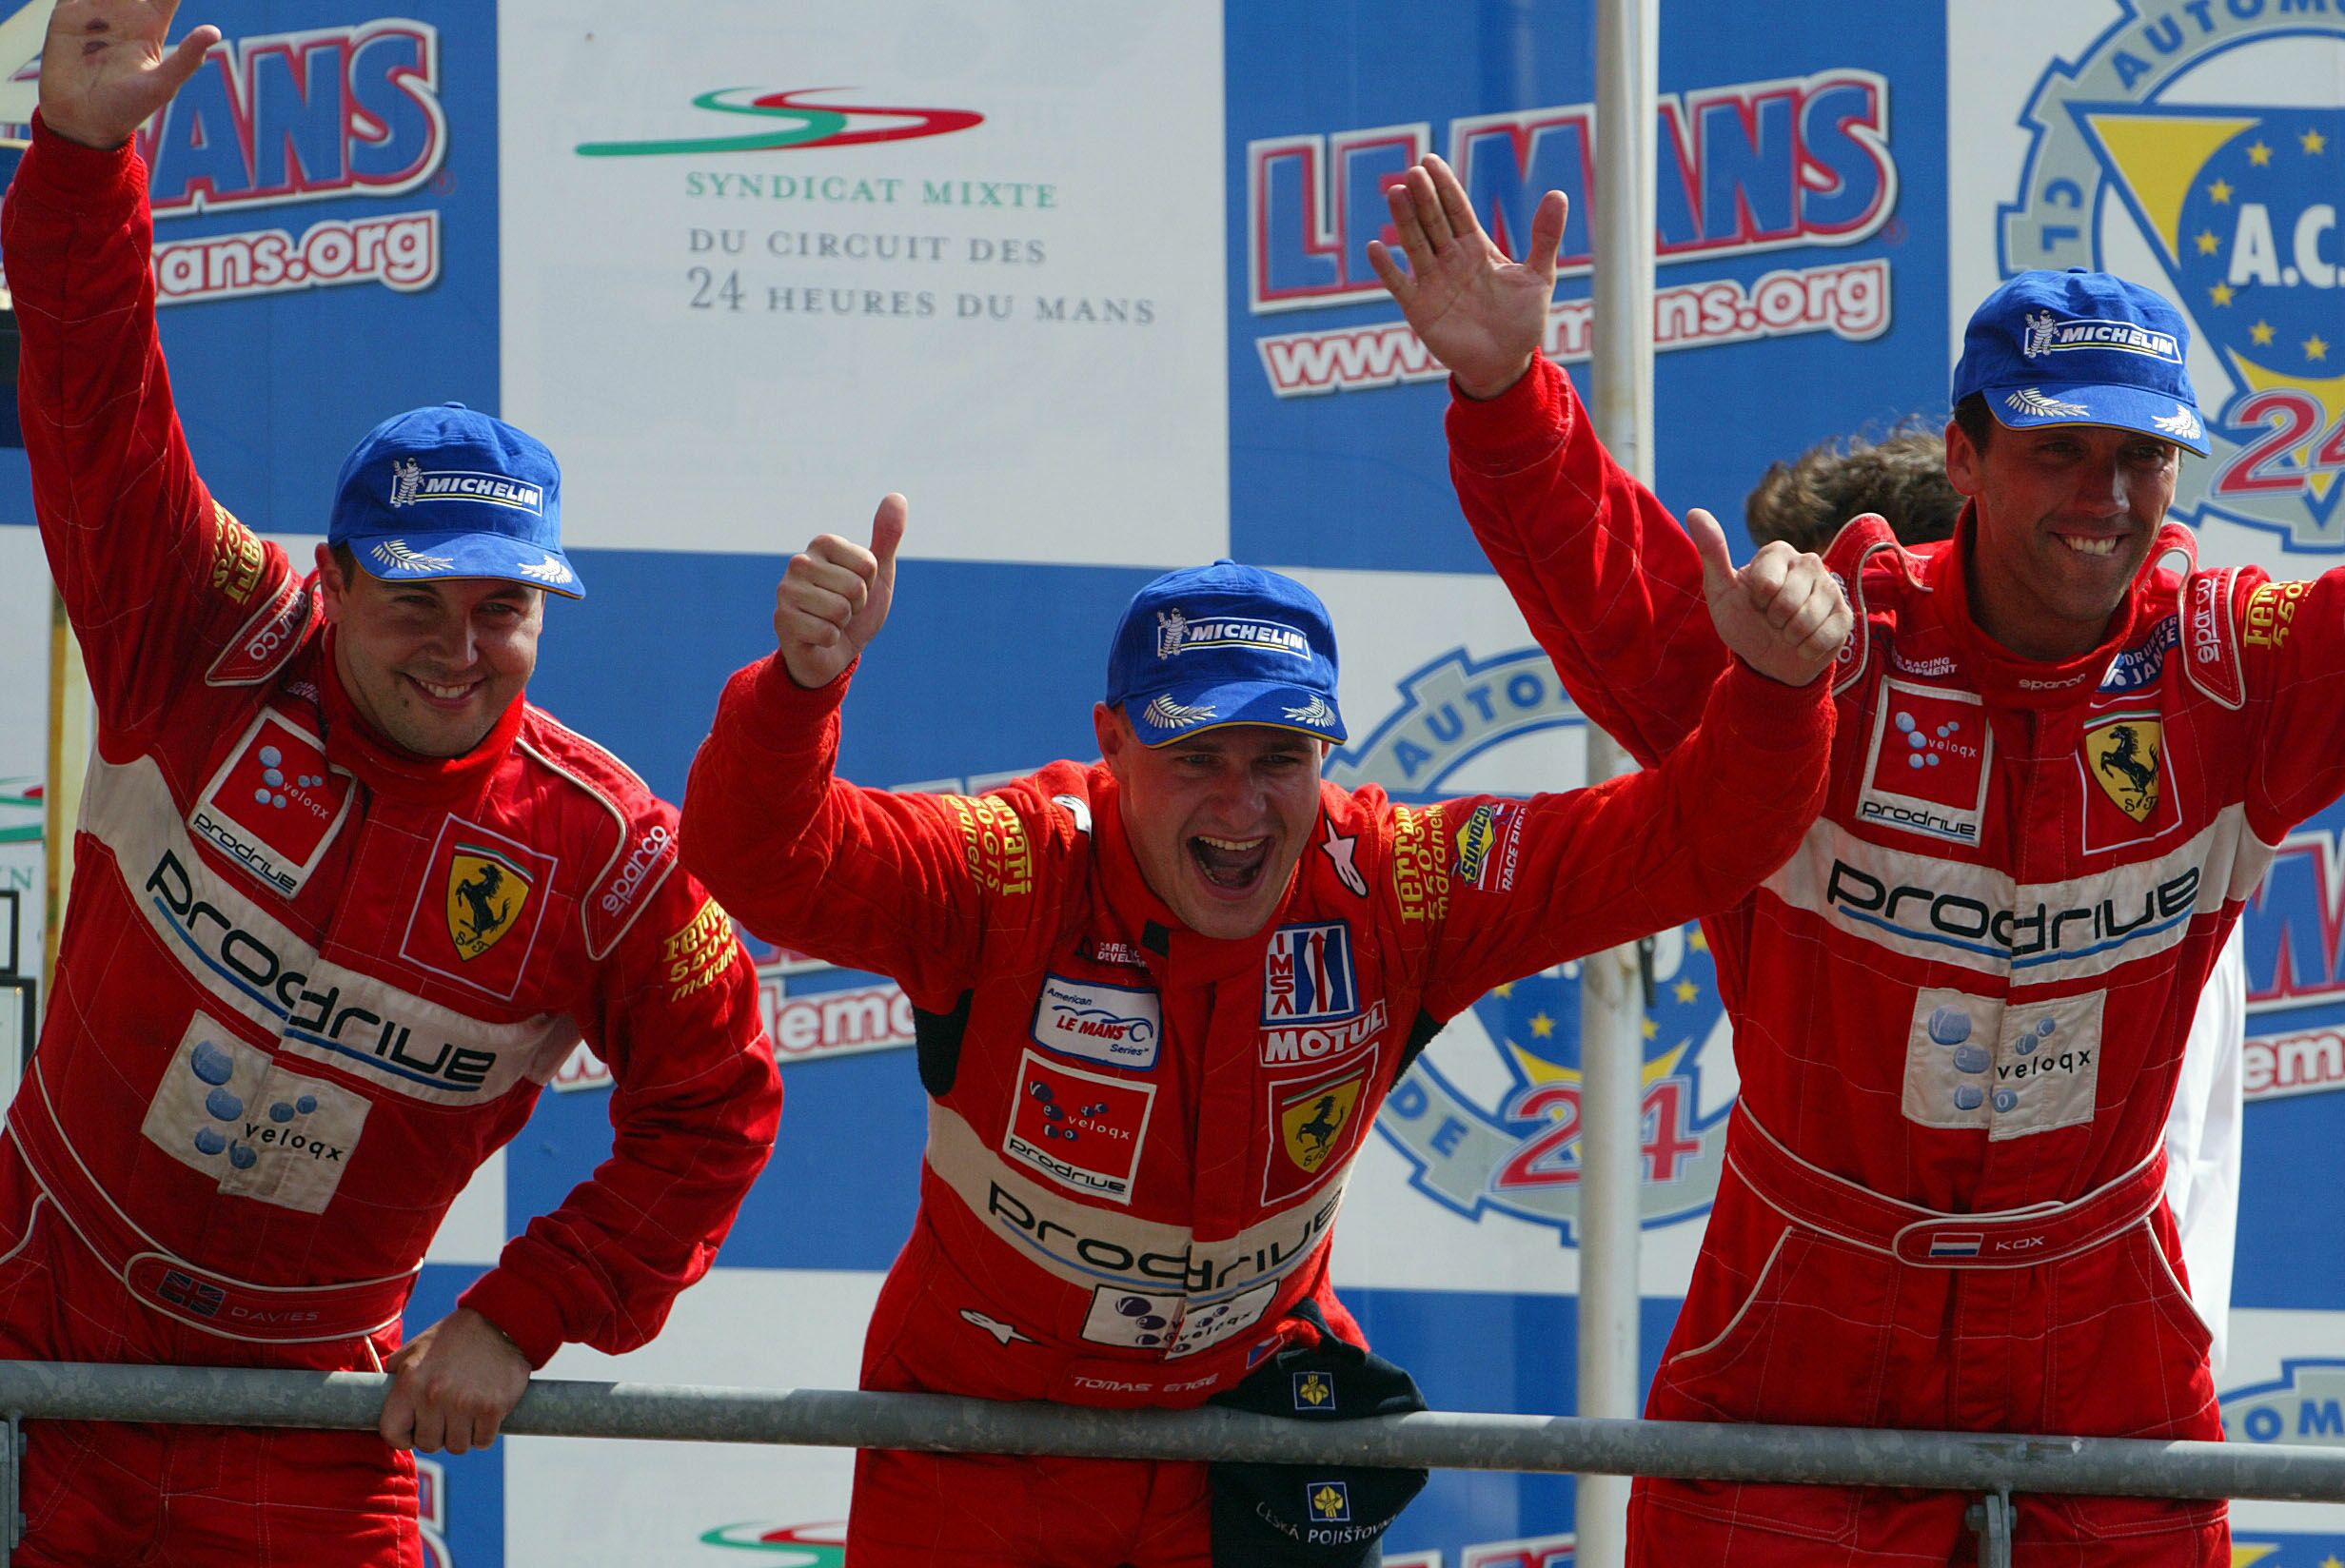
(320, 627), (525, 807)
(1922, 507), (2156, 709)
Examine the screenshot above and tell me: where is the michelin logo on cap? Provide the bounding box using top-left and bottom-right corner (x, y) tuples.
(1154, 608), (1311, 661)
(2020, 310), (2180, 363)
(388, 458), (546, 515)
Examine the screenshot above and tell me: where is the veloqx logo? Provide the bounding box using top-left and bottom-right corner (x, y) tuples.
(577, 88), (981, 157)
(1329, 647), (1731, 1239)
(2003, 5), (2345, 549)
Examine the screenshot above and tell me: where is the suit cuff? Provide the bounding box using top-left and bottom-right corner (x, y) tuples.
(15, 111), (147, 214)
(1709, 657), (1834, 755)
(454, 1267), (564, 1370)
(718, 652), (853, 760)
(1445, 354), (1574, 476)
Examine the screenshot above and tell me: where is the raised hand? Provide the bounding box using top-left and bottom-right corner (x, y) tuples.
(38, 0), (219, 150)
(775, 493), (905, 690)
(1366, 152), (1566, 400)
(1689, 508), (1851, 687)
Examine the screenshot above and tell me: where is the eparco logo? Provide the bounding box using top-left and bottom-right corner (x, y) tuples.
(577, 88), (981, 157)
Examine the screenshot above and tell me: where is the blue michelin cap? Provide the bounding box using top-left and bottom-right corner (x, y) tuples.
(1105, 560), (1345, 748)
(1952, 269), (2209, 456)
(327, 403), (584, 598)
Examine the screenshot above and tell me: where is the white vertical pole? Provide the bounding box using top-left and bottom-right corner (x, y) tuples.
(1576, 0), (1659, 1564)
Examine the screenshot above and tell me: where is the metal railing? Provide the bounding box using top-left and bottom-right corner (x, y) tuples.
(0, 1362), (2336, 1567)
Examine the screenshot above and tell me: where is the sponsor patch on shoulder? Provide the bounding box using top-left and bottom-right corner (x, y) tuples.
(206, 575), (315, 687)
(207, 501), (266, 605)
(1452, 802), (1513, 891)
(1390, 804), (1449, 921)
(2243, 580), (2311, 652)
(1033, 975), (1161, 1068)
(2184, 569), (2244, 708)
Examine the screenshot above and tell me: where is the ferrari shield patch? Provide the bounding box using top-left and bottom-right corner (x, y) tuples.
(2084, 716), (2162, 824)
(1279, 1072), (1362, 1176)
(445, 845), (535, 960)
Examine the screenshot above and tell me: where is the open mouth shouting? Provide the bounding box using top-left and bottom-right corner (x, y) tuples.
(1191, 833), (1271, 896)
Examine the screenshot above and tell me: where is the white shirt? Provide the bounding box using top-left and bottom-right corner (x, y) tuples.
(2164, 925), (2245, 1380)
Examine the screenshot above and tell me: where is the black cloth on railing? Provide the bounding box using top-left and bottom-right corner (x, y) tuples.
(1206, 1301), (1429, 1566)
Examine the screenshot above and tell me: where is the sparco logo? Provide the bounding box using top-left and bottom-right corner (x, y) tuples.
(146, 852), (498, 1091)
(602, 826), (674, 915)
(1824, 859), (2197, 958)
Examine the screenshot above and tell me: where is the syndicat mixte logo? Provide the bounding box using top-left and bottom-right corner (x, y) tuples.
(577, 88), (981, 157)
(699, 1520), (845, 1563)
(2003, 3), (2345, 551)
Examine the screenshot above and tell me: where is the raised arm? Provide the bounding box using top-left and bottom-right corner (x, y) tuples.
(6, 3), (307, 735)
(1370, 153), (1730, 764)
(680, 497), (1005, 1006)
(1417, 531), (1848, 1014)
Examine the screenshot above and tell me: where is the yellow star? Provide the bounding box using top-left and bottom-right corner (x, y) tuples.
(2248, 141), (2273, 167)
(2317, 1553), (2343, 1568)
(2252, 320), (2276, 345)
(2195, 228), (2220, 255)
(2210, 282), (2235, 306)
(2305, 127), (2330, 155)
(1492, 982), (1514, 998)
(1673, 978), (1700, 1004)
(1641, 1017), (1659, 1039)
(2308, 333), (2331, 363)
(1688, 929), (1710, 953)
(1529, 1012), (1555, 1038)
(2208, 178), (2234, 204)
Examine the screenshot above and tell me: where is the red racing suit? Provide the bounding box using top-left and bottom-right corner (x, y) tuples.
(0, 119), (780, 1566)
(682, 644), (1833, 1567)
(1445, 357), (2345, 1566)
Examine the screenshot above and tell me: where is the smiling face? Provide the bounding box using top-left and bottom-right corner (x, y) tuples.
(317, 545), (543, 756)
(1944, 417), (2180, 662)
(1095, 705), (1325, 941)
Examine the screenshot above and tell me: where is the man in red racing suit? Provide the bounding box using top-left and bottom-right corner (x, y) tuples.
(1370, 152), (2345, 1563)
(681, 495), (1848, 1566)
(0, 12), (780, 1563)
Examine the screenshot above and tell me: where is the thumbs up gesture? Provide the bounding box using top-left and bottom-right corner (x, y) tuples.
(1689, 508), (1851, 687)
(775, 494), (905, 690)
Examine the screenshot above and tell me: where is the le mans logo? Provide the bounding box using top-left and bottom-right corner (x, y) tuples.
(1328, 647), (1731, 1240)
(2004, 2), (2345, 552)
